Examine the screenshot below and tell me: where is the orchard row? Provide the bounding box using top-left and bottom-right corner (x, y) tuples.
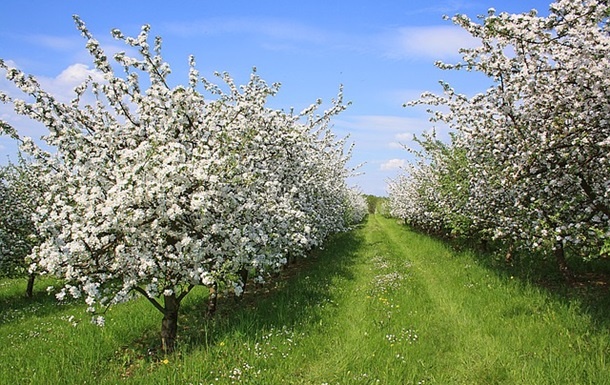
(389, 0), (610, 275)
(0, 17), (367, 352)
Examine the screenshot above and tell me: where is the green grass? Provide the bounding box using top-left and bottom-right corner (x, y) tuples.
(1, 215), (610, 384)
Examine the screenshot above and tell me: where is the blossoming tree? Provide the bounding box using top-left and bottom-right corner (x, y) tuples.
(391, 0), (610, 275)
(0, 155), (43, 297)
(0, 16), (360, 352)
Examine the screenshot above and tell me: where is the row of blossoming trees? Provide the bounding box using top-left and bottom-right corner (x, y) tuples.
(0, 156), (43, 297)
(389, 0), (610, 277)
(0, 17), (367, 352)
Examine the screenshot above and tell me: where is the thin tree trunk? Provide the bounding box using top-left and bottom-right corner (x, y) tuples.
(479, 238), (489, 253)
(578, 173), (610, 219)
(207, 282), (218, 318)
(505, 243), (515, 265)
(26, 273), (35, 298)
(161, 294), (180, 353)
(239, 268), (249, 293)
(554, 241), (573, 282)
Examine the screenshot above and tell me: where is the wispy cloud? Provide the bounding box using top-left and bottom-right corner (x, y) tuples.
(335, 115), (428, 133)
(163, 16), (478, 61)
(164, 17), (331, 45)
(24, 34), (82, 52)
(395, 132), (416, 141)
(334, 115), (435, 156)
(386, 88), (432, 106)
(380, 158), (407, 170)
(381, 25), (479, 61)
(403, 0), (478, 17)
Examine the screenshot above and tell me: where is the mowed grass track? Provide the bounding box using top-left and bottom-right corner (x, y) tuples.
(1, 215), (609, 384)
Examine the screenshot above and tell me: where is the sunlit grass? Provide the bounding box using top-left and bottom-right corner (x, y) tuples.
(1, 215), (609, 384)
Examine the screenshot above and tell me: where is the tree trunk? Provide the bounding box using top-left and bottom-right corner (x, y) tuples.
(554, 242), (573, 282)
(505, 243), (515, 265)
(26, 273), (35, 298)
(207, 282), (218, 318)
(479, 238), (489, 253)
(239, 268), (249, 293)
(161, 294), (180, 353)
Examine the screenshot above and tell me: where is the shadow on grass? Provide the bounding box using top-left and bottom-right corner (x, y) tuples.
(431, 232), (610, 331)
(177, 229), (366, 352)
(104, 227), (367, 362)
(484, 251), (610, 329)
(0, 277), (80, 325)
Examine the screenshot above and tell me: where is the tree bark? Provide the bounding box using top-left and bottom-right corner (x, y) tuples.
(161, 294), (180, 353)
(505, 243), (514, 265)
(554, 242), (573, 282)
(478, 238), (489, 253)
(239, 268), (249, 292)
(26, 273), (35, 298)
(207, 282), (218, 318)
(578, 173), (610, 219)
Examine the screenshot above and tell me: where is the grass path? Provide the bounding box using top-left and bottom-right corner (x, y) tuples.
(368, 215), (610, 384)
(1, 215), (609, 384)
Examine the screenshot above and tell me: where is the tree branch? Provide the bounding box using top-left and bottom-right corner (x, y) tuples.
(133, 286), (165, 313)
(578, 173), (610, 219)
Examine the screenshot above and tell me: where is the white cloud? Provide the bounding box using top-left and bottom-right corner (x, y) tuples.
(395, 132), (416, 141)
(388, 132), (418, 150)
(332, 115), (434, 165)
(382, 25), (479, 60)
(38, 63), (105, 103)
(163, 16), (479, 62)
(56, 63), (104, 84)
(380, 158), (407, 170)
(0, 63), (105, 143)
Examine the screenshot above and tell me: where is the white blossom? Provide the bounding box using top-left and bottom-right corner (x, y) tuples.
(0, 16), (362, 349)
(392, 0), (610, 259)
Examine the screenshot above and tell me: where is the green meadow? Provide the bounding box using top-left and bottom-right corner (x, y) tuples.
(1, 215), (609, 384)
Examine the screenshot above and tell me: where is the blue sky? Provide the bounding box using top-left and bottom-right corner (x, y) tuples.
(0, 0), (552, 196)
